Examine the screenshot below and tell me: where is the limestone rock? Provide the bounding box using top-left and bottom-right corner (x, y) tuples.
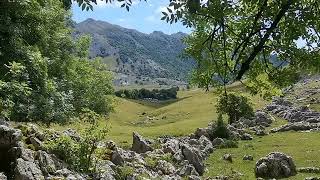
(177, 162), (199, 177)
(106, 140), (116, 150)
(194, 128), (210, 139)
(0, 173), (7, 180)
(223, 154), (232, 163)
(199, 135), (213, 158)
(34, 150), (63, 175)
(212, 138), (224, 147)
(162, 139), (179, 154)
(62, 129), (81, 142)
(255, 111), (273, 125)
(255, 152), (296, 179)
(243, 155), (253, 161)
(131, 132), (153, 153)
(0, 125), (22, 148)
(241, 133), (253, 140)
(14, 158), (44, 180)
(157, 160), (176, 175)
(182, 144), (204, 175)
(29, 137), (42, 150)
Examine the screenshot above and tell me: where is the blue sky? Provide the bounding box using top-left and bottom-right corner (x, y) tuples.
(72, 0), (191, 35)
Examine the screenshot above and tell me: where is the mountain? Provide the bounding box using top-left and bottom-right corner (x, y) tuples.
(74, 18), (195, 87)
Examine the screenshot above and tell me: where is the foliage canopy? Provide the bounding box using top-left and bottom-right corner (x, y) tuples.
(163, 0), (320, 96)
(0, 0), (114, 122)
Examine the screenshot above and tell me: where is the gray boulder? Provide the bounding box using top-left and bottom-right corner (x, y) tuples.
(0, 173), (6, 180)
(177, 161), (199, 177)
(271, 122), (320, 133)
(162, 139), (180, 154)
(243, 155), (254, 161)
(181, 144), (204, 175)
(212, 138), (224, 147)
(255, 111), (273, 125)
(194, 128), (210, 139)
(255, 152), (296, 179)
(173, 150), (184, 163)
(131, 132), (153, 153)
(223, 154), (232, 163)
(105, 140), (116, 150)
(96, 160), (116, 180)
(199, 135), (213, 158)
(111, 148), (125, 166)
(63, 129), (81, 142)
(14, 158), (44, 180)
(34, 150), (63, 175)
(255, 129), (268, 136)
(241, 133), (253, 140)
(156, 160), (176, 175)
(0, 125), (22, 148)
(29, 137), (43, 151)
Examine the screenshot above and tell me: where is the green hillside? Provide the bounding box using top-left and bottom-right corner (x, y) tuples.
(48, 84), (320, 179)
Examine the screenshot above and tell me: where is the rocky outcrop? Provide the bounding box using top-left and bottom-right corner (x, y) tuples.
(255, 152), (297, 179)
(297, 167), (320, 174)
(182, 144), (205, 175)
(132, 132), (153, 153)
(0, 123), (88, 180)
(267, 98), (320, 123)
(271, 122), (320, 133)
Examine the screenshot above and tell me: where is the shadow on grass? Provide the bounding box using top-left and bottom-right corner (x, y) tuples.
(126, 96), (193, 109)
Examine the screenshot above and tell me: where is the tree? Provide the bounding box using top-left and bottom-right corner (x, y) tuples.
(0, 0), (114, 122)
(162, 0), (320, 97)
(216, 93), (254, 124)
(62, 0), (146, 11)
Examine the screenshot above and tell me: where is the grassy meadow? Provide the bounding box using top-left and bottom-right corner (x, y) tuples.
(47, 85), (320, 179)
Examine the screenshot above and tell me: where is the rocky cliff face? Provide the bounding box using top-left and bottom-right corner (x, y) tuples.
(74, 19), (195, 87)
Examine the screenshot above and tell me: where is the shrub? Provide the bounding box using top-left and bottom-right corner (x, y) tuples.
(218, 140), (239, 149)
(115, 165), (135, 180)
(45, 109), (108, 173)
(145, 156), (158, 169)
(210, 113), (229, 139)
(216, 93), (254, 124)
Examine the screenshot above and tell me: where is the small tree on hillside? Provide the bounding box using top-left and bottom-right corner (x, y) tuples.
(216, 93), (254, 124)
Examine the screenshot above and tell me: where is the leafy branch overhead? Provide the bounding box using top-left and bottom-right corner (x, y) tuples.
(162, 0), (320, 96)
(64, 0), (146, 11)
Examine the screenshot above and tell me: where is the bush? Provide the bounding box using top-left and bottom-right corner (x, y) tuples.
(216, 93), (254, 124)
(115, 165), (135, 180)
(45, 109), (108, 173)
(218, 140), (239, 149)
(210, 114), (229, 139)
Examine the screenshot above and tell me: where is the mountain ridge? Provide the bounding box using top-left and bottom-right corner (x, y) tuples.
(74, 18), (195, 87)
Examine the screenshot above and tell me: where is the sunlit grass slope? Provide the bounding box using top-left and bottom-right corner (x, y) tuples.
(204, 131), (320, 179)
(47, 85), (320, 179)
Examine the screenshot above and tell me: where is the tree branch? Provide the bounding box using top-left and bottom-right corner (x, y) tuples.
(236, 0), (292, 80)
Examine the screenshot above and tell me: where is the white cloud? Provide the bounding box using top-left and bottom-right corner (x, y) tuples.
(144, 15), (156, 22)
(118, 18), (125, 22)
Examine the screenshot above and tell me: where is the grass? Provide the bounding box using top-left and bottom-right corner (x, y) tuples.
(46, 84), (320, 179)
(204, 132), (320, 179)
(49, 88), (267, 146)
